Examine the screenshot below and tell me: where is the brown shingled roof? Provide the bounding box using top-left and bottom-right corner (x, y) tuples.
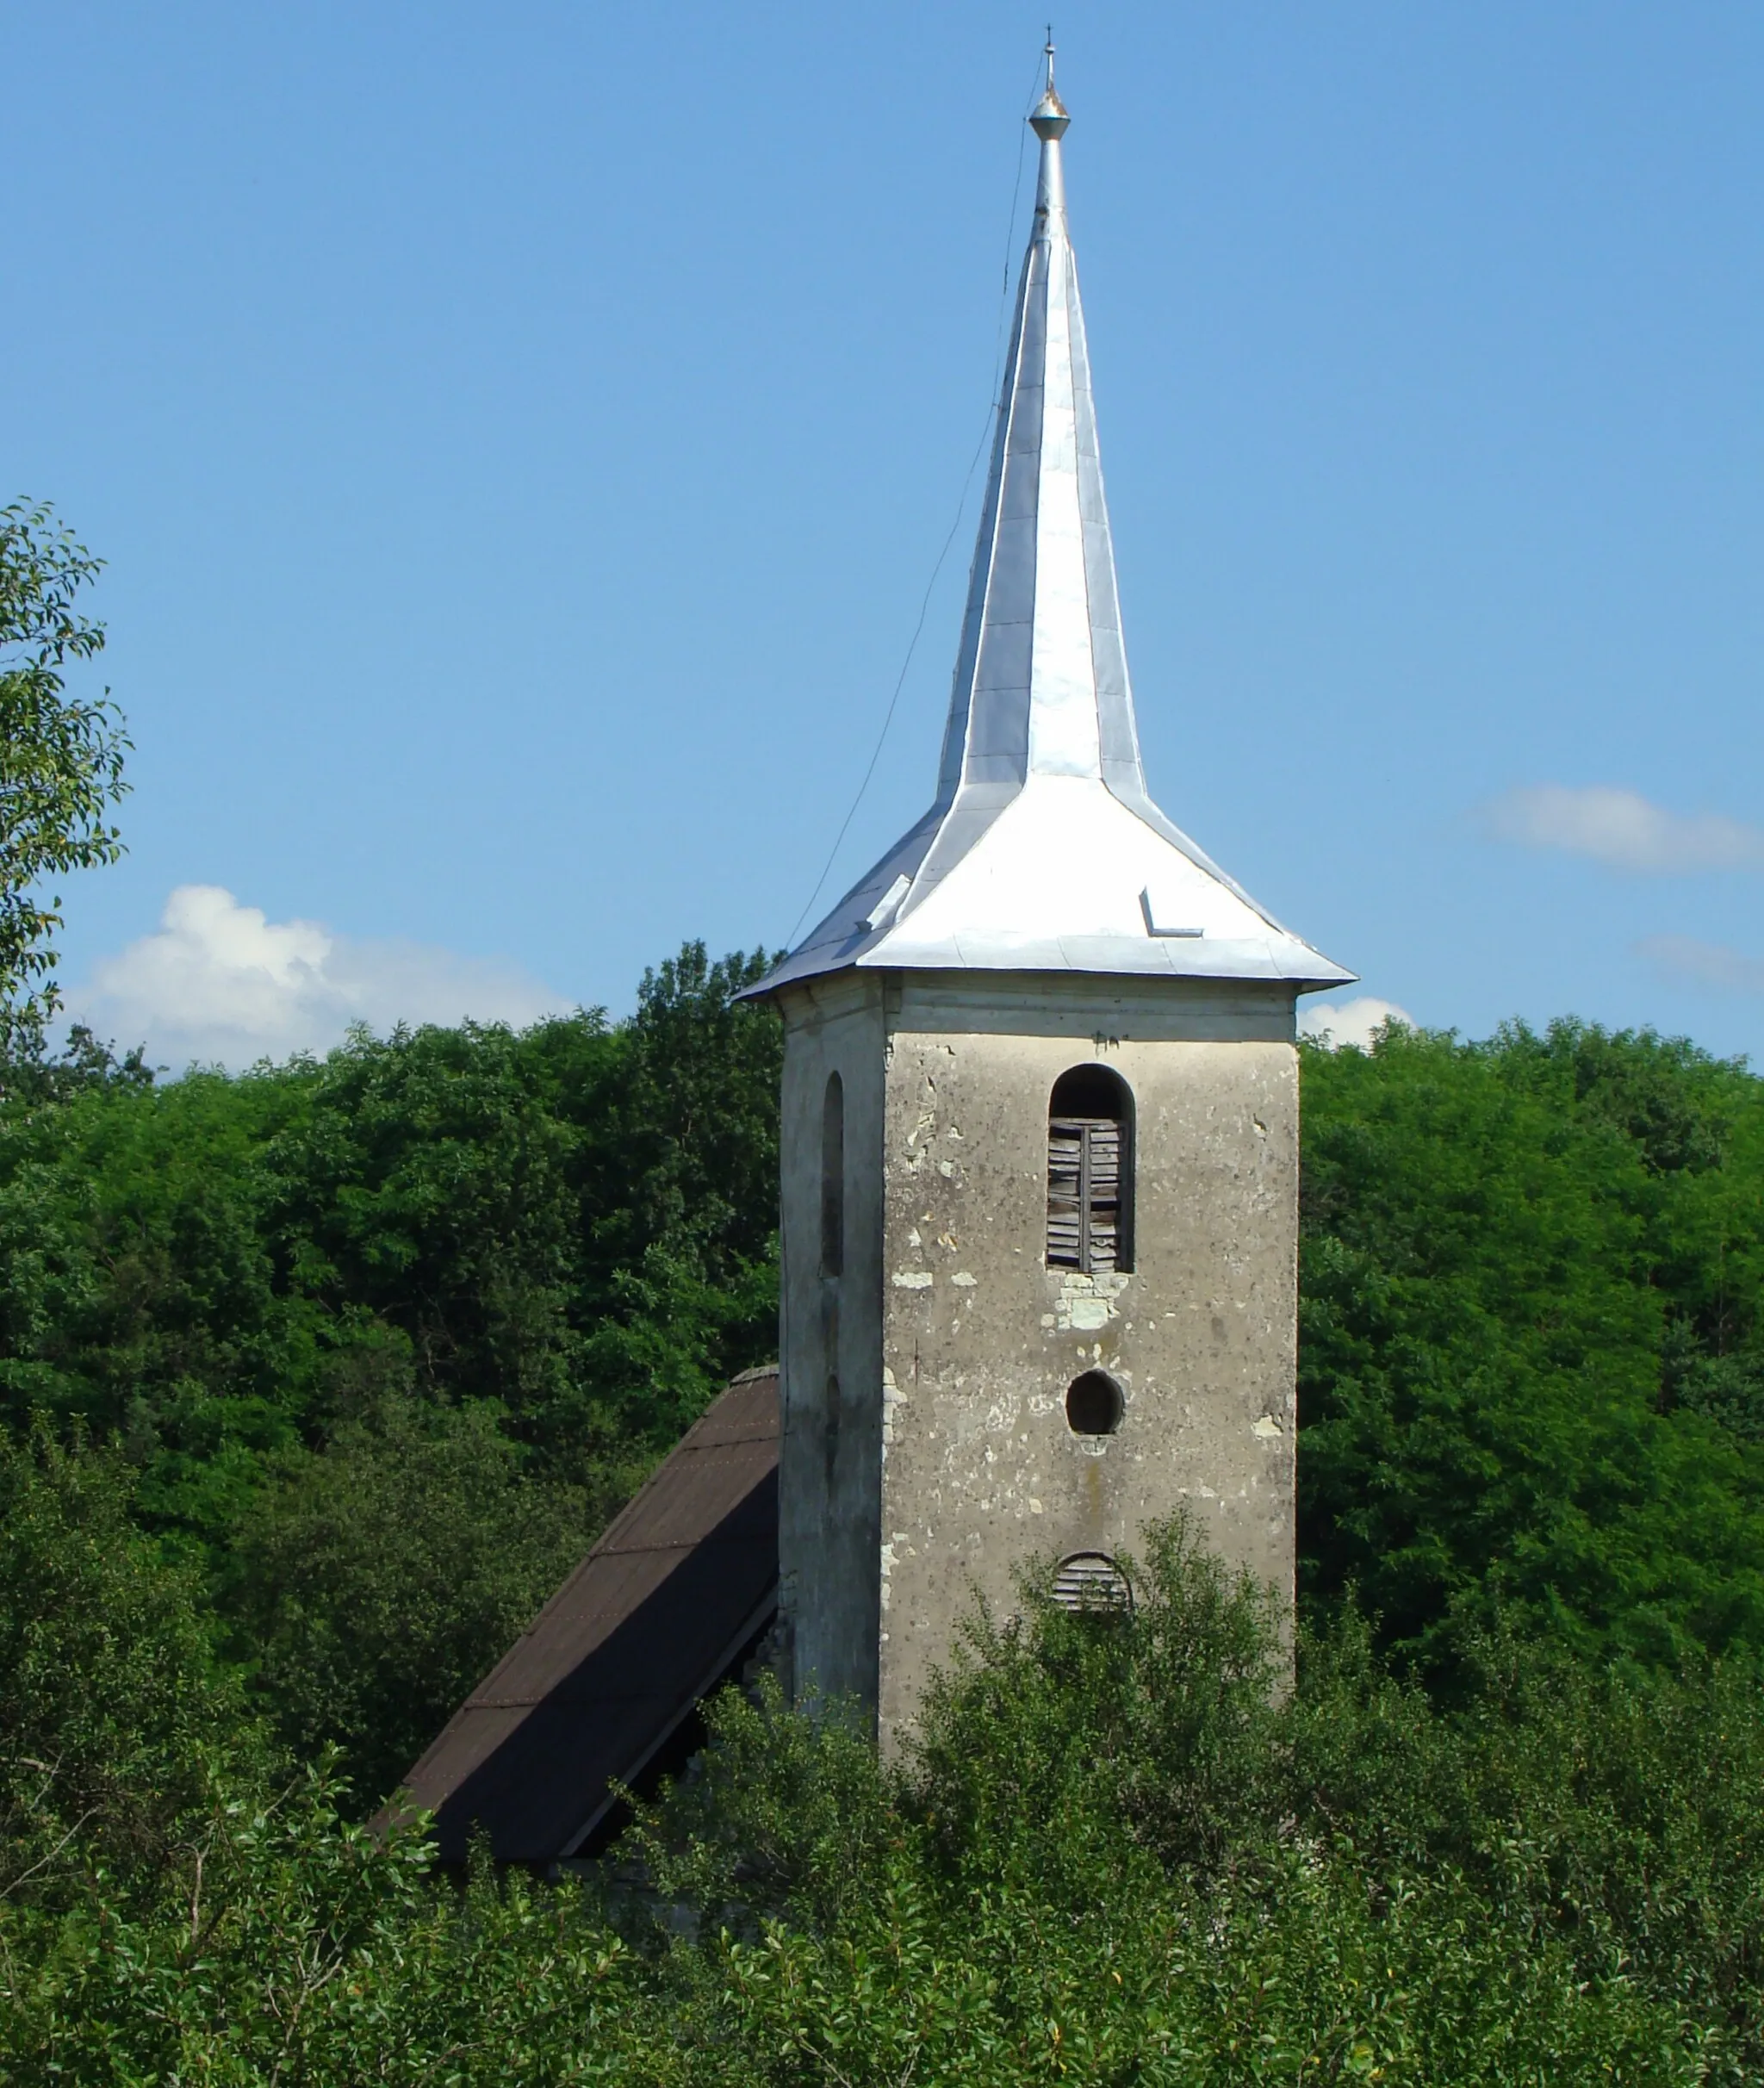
(398, 1367), (780, 1864)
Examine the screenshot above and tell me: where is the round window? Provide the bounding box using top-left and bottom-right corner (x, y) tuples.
(1065, 1368), (1123, 1436)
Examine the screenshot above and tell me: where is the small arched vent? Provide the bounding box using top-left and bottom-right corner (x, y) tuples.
(1052, 1551), (1133, 1614)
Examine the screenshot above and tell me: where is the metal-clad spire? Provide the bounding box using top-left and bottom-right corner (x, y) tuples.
(934, 35), (1140, 814)
(761, 67), (1351, 995)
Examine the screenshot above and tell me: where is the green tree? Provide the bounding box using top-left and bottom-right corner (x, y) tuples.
(226, 1397), (597, 1802)
(0, 1054), (320, 1543)
(0, 1423), (279, 1911)
(568, 941), (782, 1454)
(0, 502), (128, 1038)
(0, 972), (780, 1545)
(1297, 1018), (1764, 1673)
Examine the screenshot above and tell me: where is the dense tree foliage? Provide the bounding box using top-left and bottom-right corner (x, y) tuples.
(0, 943), (779, 1507)
(1299, 1019), (1764, 1676)
(226, 1400), (597, 1805)
(0, 1423), (279, 1914)
(4, 955), (1764, 2074)
(0, 502), (128, 1038)
(4, 1497), (1761, 2082)
(0, 943), (780, 1786)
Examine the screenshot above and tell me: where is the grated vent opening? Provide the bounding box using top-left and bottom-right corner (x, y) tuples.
(1052, 1551), (1132, 1614)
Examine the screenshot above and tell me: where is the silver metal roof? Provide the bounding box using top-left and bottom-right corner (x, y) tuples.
(760, 70), (1351, 997)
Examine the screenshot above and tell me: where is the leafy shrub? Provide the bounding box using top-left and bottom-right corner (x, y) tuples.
(10, 1508), (1748, 2083)
(0, 1424), (279, 1911)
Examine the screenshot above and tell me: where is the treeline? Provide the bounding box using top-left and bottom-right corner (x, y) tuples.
(4, 960), (1764, 2078)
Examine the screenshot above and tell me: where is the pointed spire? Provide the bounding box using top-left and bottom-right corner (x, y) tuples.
(757, 61), (1351, 997)
(927, 57), (1150, 839)
(933, 63), (1141, 811)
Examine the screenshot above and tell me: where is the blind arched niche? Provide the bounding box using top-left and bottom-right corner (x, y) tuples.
(820, 1071), (844, 1278)
(1047, 1063), (1134, 1275)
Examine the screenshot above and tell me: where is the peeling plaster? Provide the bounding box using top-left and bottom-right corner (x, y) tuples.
(874, 1029), (1300, 1752)
(780, 991), (1301, 1757)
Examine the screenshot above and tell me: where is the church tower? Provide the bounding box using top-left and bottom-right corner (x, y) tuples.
(752, 60), (1351, 1747)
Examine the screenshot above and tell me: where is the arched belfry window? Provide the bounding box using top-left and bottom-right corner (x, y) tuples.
(820, 1072), (844, 1279)
(1047, 1065), (1133, 1274)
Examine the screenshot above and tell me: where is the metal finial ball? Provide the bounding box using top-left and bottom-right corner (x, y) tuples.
(1029, 89), (1070, 143)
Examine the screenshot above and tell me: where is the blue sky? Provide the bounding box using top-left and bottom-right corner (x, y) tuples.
(9, 3), (1763, 1065)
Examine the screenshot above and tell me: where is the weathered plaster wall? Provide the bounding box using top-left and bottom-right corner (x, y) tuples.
(876, 1022), (1299, 1750)
(776, 967), (1302, 1749)
(776, 975), (886, 1715)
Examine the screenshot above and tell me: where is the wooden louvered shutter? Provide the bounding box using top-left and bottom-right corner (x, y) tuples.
(1047, 1116), (1123, 1273)
(1047, 1118), (1086, 1268)
(1085, 1118), (1121, 1273)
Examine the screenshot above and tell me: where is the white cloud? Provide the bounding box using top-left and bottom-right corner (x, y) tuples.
(1298, 996), (1413, 1050)
(1480, 785), (1764, 873)
(1636, 935), (1764, 995)
(68, 886), (571, 1070)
